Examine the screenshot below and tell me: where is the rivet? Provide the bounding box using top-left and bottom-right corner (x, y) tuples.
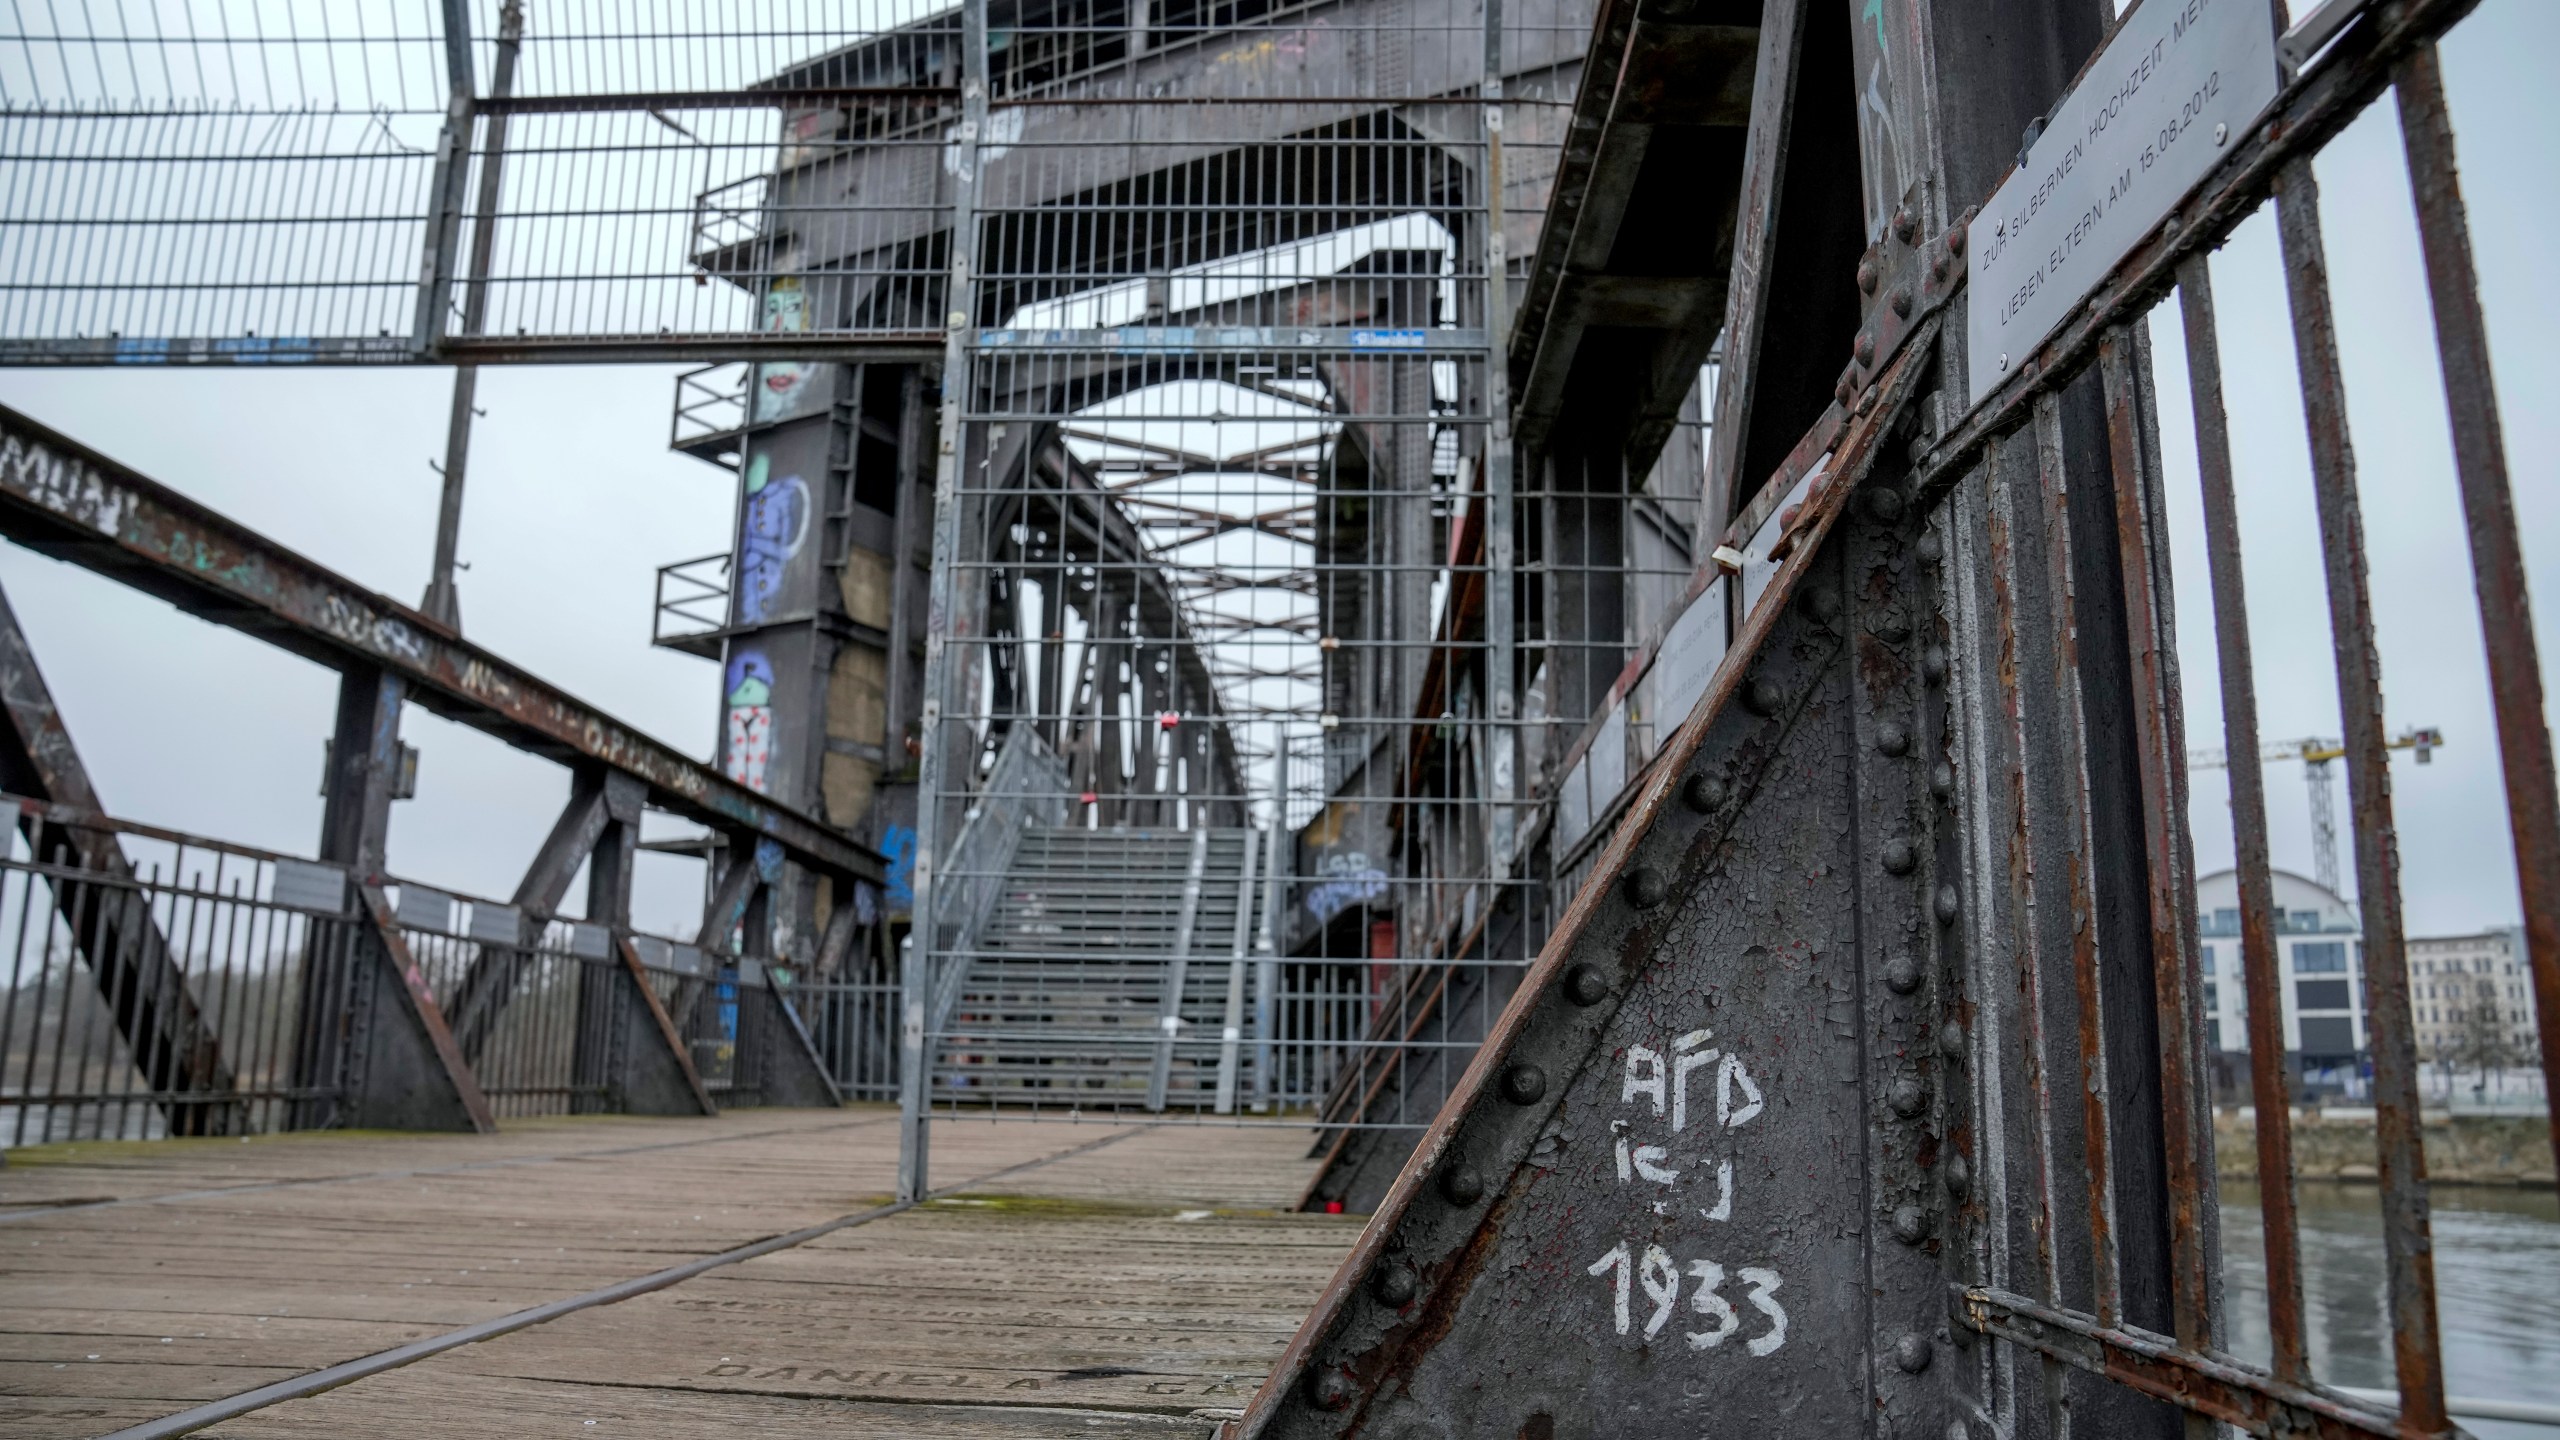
(1949, 217), (1971, 257)
(1921, 646), (1949, 685)
(1855, 331), (1877, 366)
(1683, 773), (1727, 812)
(1934, 885), (1961, 925)
(1895, 1332), (1934, 1373)
(1892, 1204), (1929, 1245)
(1939, 1020), (1965, 1061)
(1930, 762), (1955, 799)
(1944, 1153), (1971, 1198)
(1803, 586), (1841, 623)
(1441, 1164), (1486, 1205)
(1877, 615), (1912, 644)
(1892, 206), (1917, 244)
(1931, 250), (1951, 282)
(1373, 1264), (1418, 1307)
(1881, 839), (1919, 876)
(1564, 964), (1610, 1007)
(1311, 1368), (1355, 1411)
(1890, 1075), (1928, 1117)
(1890, 285), (1913, 319)
(1915, 531), (1943, 563)
(1503, 1064), (1548, 1105)
(1626, 867), (1668, 909)
(2164, 214), (2183, 237)
(1743, 677), (1785, 717)
(1884, 952), (1921, 995)
(1857, 256), (1880, 295)
(1863, 486), (1906, 523)
(1876, 721), (1911, 758)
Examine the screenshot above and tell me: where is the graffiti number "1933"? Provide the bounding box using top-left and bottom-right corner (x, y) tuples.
(1586, 1243), (1787, 1356)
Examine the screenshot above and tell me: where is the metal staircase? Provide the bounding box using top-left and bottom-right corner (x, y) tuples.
(936, 824), (1274, 1111)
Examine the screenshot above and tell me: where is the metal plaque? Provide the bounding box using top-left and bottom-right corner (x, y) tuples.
(1966, 0), (2278, 403)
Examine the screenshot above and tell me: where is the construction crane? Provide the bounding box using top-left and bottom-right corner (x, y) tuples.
(2188, 727), (2444, 894)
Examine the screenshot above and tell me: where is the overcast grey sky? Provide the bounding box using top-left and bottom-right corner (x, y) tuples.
(0, 0), (2552, 941)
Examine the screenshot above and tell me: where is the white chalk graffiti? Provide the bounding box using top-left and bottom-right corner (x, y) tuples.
(1587, 1243), (1788, 1355)
(1, 432), (130, 539)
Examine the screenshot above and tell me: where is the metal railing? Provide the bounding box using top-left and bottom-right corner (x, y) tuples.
(0, 793), (837, 1148)
(0, 803), (359, 1144)
(651, 553), (734, 656)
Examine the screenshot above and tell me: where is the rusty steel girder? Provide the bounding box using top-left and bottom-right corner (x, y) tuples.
(1234, 333), (1943, 1440)
(0, 402), (882, 887)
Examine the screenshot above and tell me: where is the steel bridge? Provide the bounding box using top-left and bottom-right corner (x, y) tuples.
(2, 0), (2557, 1436)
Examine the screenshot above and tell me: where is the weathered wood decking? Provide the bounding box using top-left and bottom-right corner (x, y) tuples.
(0, 1109), (1363, 1437)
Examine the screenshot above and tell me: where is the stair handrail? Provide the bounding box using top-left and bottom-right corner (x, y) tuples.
(926, 723), (1073, 1038)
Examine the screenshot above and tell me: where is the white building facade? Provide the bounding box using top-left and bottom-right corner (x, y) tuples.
(2409, 928), (2541, 1065)
(2193, 869), (2367, 1067)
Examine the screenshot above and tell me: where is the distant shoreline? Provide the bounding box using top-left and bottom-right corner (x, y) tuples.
(2215, 1110), (2554, 1190)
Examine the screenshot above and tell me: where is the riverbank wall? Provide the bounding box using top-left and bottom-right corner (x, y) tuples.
(2214, 1110), (2554, 1188)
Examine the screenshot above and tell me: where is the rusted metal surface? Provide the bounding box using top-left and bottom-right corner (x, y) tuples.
(2096, 324), (2217, 1361)
(1959, 1286), (2405, 1439)
(2176, 256), (2310, 1386)
(0, 579), (242, 1136)
(0, 402), (882, 889)
(2274, 157), (2449, 1438)
(614, 936), (719, 1116)
(2030, 390), (2125, 1332)
(2392, 39), (2560, 1178)
(1231, 327), (1936, 1439)
(1506, 0), (1757, 468)
(355, 883), (500, 1135)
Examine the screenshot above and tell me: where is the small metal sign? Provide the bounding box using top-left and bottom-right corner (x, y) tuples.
(1966, 0), (2279, 404)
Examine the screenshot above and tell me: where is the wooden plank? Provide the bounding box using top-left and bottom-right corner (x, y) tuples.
(0, 1114), (1357, 1436)
(215, 1371), (1229, 1438)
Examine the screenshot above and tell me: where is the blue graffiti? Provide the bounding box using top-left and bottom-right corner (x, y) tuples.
(737, 452), (811, 626)
(881, 823), (918, 913)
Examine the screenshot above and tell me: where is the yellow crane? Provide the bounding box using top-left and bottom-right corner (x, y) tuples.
(2188, 727), (2444, 894)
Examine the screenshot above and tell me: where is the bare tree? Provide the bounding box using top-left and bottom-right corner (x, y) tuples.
(2447, 975), (2519, 1099)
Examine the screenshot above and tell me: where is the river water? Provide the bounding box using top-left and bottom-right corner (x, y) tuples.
(2221, 1181), (2560, 1437)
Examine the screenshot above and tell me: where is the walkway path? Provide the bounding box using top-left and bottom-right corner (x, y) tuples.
(0, 1109), (1361, 1437)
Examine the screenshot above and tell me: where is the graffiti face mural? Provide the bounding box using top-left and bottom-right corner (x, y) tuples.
(723, 648), (777, 794)
(754, 279), (821, 420)
(736, 452), (811, 626)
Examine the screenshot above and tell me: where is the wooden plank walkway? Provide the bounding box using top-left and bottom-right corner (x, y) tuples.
(0, 1108), (1364, 1438)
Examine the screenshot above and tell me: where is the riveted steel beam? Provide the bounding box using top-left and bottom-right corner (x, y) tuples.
(1231, 327), (1938, 1440)
(0, 403), (882, 889)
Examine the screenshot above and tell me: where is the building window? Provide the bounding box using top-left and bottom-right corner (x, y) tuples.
(2295, 941), (2349, 974)
(2204, 983), (2220, 1010)
(2297, 979), (2352, 1012)
(2200, 944), (2216, 976)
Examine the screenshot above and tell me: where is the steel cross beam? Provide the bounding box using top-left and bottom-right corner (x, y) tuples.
(0, 404), (884, 888)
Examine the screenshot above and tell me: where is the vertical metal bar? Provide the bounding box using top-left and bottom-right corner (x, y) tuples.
(1481, 0), (1518, 893)
(1255, 814), (1283, 1111)
(411, 0), (478, 358)
(903, 0), (990, 1203)
(2033, 393), (2124, 1330)
(2393, 41), (2560, 1176)
(1214, 827), (1260, 1114)
(422, 0), (525, 630)
(2178, 254), (2309, 1386)
(2274, 157), (2449, 1436)
(2096, 323), (2217, 1366)
(1147, 826), (1211, 1111)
